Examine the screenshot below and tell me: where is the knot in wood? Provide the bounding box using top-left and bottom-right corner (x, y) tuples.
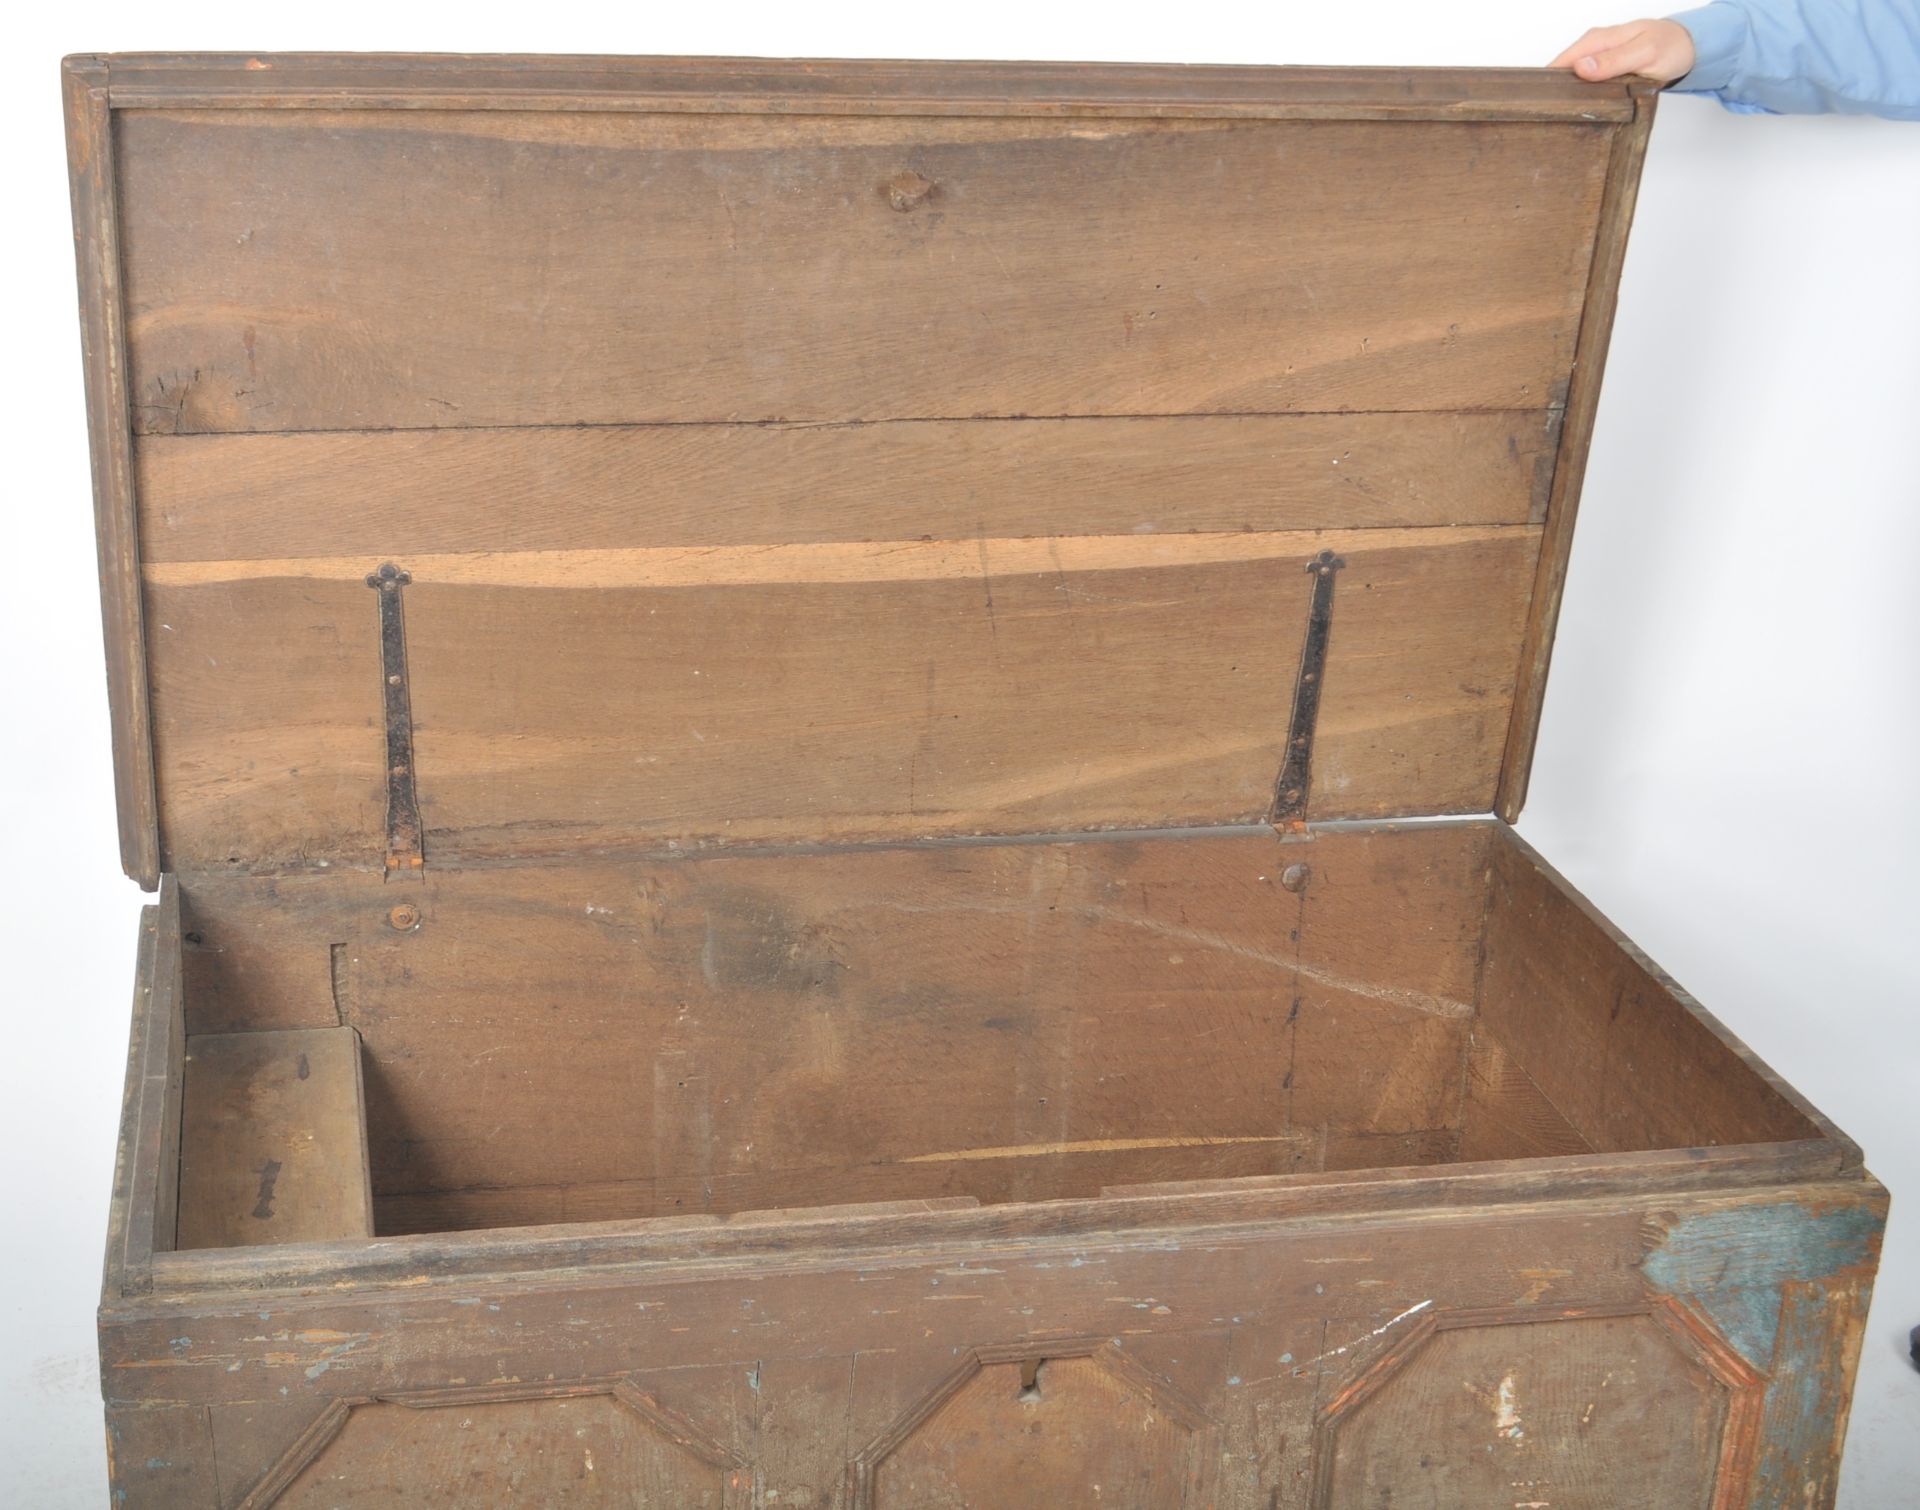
(886, 171), (935, 211)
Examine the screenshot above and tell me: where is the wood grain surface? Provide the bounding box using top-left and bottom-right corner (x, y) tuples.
(94, 54), (1641, 121)
(65, 58), (160, 885)
(134, 409), (1558, 562)
(142, 525), (1538, 870)
(177, 1026), (373, 1249)
(1479, 830), (1822, 1154)
(116, 110), (1608, 433)
(174, 824), (1486, 1230)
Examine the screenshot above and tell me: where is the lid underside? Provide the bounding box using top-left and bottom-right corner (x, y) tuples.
(67, 56), (1654, 883)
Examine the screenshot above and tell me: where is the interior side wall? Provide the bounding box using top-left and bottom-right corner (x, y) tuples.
(1461, 827), (1820, 1159)
(176, 823), (1491, 1234)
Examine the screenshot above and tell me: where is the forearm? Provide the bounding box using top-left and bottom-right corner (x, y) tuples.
(1670, 0), (1920, 117)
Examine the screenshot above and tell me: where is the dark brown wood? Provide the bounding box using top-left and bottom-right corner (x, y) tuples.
(177, 1027), (374, 1250)
(1496, 82), (1660, 822)
(63, 56), (159, 888)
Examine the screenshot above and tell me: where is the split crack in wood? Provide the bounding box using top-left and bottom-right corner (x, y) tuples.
(1287, 1299), (1433, 1376)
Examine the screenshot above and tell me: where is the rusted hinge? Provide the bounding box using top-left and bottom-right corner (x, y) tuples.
(366, 563), (424, 875)
(1271, 550), (1345, 828)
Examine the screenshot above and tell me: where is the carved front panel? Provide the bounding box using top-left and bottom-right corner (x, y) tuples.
(856, 1345), (1215, 1508)
(246, 1385), (743, 1508)
(1316, 1308), (1762, 1510)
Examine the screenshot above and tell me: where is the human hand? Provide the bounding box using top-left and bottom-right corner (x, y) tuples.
(1550, 19), (1697, 82)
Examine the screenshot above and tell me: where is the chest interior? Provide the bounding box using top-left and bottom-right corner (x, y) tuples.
(95, 75), (1822, 1251)
(170, 824), (1816, 1244)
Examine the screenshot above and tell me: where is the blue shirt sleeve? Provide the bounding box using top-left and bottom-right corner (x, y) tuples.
(1667, 0), (1920, 118)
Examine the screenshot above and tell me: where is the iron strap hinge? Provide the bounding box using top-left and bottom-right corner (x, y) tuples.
(366, 562), (424, 875)
(1271, 550), (1345, 827)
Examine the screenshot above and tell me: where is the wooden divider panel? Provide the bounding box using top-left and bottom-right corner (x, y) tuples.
(176, 1026), (374, 1249)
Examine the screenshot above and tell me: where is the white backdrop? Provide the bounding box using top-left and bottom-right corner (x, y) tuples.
(1, 4), (1914, 1504)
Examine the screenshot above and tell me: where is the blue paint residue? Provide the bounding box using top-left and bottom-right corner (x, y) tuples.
(1643, 1203), (1881, 1300)
(1643, 1200), (1881, 1372)
(1711, 1286), (1785, 1371)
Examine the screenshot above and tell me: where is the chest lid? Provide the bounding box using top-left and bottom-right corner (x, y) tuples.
(66, 54), (1654, 887)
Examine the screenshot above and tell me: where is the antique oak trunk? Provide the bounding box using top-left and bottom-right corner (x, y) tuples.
(66, 53), (1884, 1508)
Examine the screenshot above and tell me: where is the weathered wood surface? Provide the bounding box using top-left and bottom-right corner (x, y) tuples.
(1457, 1029), (1595, 1163)
(75, 57), (1646, 864)
(175, 824), (1487, 1231)
(103, 878), (184, 1296)
(177, 1027), (373, 1250)
(1319, 1296), (1778, 1510)
(64, 57), (159, 886)
(72, 52), (1882, 1510)
(99, 1181), (1884, 1509)
(94, 54), (1641, 121)
(134, 409), (1558, 562)
(144, 526), (1538, 871)
(1498, 82), (1659, 822)
(116, 110), (1608, 433)
(70, 54), (1653, 870)
(1479, 829), (1826, 1156)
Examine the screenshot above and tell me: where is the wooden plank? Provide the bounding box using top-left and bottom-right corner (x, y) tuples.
(104, 878), (184, 1298)
(134, 411), (1557, 564)
(1457, 1030), (1595, 1162)
(142, 1139), (1857, 1299)
(116, 109), (1609, 434)
(112, 1186), (1668, 1406)
(173, 825), (1487, 1230)
(1496, 88), (1659, 821)
(96, 54), (1639, 122)
(176, 1027), (374, 1249)
(1478, 827), (1826, 1157)
(370, 1139), (1321, 1236)
(1288, 822), (1489, 1142)
(63, 56), (159, 887)
(142, 525), (1540, 870)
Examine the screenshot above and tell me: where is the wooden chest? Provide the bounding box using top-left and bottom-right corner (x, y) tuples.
(67, 53), (1885, 1508)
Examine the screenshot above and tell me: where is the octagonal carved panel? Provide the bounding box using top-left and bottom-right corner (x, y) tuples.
(241, 1380), (744, 1508)
(1315, 1302), (1764, 1510)
(854, 1341), (1216, 1508)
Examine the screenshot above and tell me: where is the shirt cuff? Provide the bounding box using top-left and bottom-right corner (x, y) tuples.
(1668, 3), (1748, 93)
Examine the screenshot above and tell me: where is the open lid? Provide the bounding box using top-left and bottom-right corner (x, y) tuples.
(66, 55), (1655, 887)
